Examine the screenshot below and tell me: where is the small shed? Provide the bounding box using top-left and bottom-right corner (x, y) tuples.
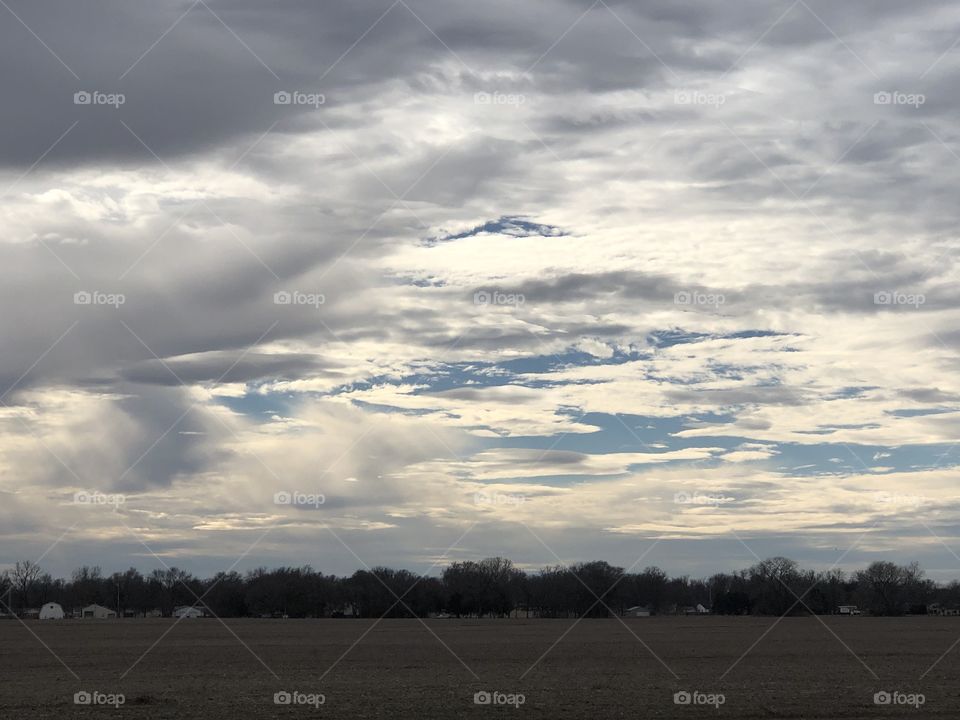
(39, 602), (64, 620)
(81, 604), (117, 619)
(624, 605), (651, 617)
(173, 605), (203, 619)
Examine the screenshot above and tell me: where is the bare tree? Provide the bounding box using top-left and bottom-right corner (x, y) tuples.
(856, 561), (914, 615)
(11, 560), (42, 612)
(0, 570), (11, 613)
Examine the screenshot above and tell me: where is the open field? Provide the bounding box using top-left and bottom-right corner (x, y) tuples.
(2, 616), (960, 718)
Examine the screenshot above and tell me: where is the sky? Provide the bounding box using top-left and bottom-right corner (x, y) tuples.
(2, 0), (960, 581)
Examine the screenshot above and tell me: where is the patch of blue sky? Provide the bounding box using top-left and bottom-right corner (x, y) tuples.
(219, 390), (295, 422)
(326, 331), (794, 398)
(773, 441), (959, 474)
(424, 215), (568, 245)
(475, 411), (741, 455)
(888, 407), (956, 417)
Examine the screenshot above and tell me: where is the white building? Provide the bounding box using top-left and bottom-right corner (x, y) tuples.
(39, 602), (64, 620)
(173, 605), (203, 619)
(81, 603), (117, 619)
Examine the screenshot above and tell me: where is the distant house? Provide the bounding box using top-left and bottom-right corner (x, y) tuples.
(623, 605), (651, 617)
(39, 602), (64, 620)
(81, 604), (117, 619)
(838, 605), (861, 615)
(682, 605), (710, 615)
(173, 605), (203, 619)
(929, 603), (960, 616)
(331, 603), (356, 618)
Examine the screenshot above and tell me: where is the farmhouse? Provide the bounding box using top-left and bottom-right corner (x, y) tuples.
(623, 605), (651, 617)
(173, 605), (203, 619)
(929, 603), (960, 616)
(39, 602), (64, 620)
(81, 603), (117, 619)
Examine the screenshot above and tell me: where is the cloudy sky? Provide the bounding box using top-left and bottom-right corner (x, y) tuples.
(3, 0), (960, 581)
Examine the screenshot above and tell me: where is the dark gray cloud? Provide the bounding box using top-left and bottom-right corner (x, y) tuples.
(488, 255), (957, 317)
(121, 352), (331, 385)
(2, 0), (952, 167)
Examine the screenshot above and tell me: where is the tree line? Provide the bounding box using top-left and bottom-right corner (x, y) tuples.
(1, 556), (955, 618)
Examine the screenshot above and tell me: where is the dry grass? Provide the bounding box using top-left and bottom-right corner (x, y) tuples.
(1, 616), (959, 718)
